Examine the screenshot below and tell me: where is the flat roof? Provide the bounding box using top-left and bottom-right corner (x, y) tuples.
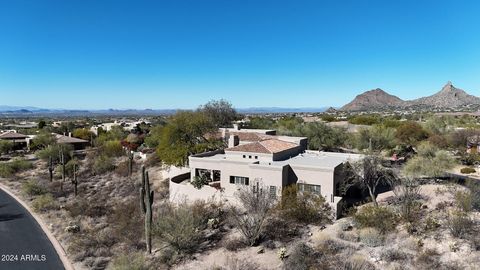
(275, 151), (362, 169)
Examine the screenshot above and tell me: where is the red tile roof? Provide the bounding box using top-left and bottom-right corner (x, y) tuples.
(226, 139), (298, 154)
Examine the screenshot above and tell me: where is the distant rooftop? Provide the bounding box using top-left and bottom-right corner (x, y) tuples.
(0, 131), (28, 139)
(55, 134), (89, 144)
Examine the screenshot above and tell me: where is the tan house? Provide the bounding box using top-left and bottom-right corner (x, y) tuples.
(0, 131), (29, 150)
(169, 131), (361, 217)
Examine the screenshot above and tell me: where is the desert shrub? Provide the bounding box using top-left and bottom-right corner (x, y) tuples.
(315, 234), (348, 254)
(415, 248), (441, 269)
(460, 167), (476, 174)
(0, 159), (33, 178)
(0, 164), (14, 178)
(359, 228), (384, 247)
(446, 210), (474, 238)
(337, 231), (359, 242)
(64, 200), (88, 217)
(454, 191), (473, 212)
(114, 160), (130, 177)
(107, 198), (143, 248)
(229, 185), (274, 246)
(22, 180), (47, 196)
(466, 180), (480, 211)
(264, 216), (300, 243)
(224, 237), (246, 252)
(101, 140), (124, 157)
(65, 199), (108, 218)
(354, 205), (397, 233)
(283, 242), (317, 270)
(153, 201), (209, 253)
(32, 194), (56, 212)
(214, 256), (259, 270)
(107, 252), (148, 270)
(278, 185), (332, 225)
(394, 178), (422, 223)
(0, 140), (14, 155)
(380, 248), (408, 262)
(93, 155), (115, 175)
(335, 254), (375, 270)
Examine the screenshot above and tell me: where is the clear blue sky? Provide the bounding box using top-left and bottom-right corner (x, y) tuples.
(1, 0), (480, 110)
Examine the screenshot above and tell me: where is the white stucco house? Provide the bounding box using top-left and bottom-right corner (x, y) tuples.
(169, 128), (362, 217)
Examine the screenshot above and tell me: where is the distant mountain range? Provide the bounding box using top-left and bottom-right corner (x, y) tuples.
(341, 82), (480, 111)
(0, 106), (328, 116)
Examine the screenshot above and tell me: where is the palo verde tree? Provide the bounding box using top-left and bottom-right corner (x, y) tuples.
(344, 155), (398, 207)
(156, 110), (221, 166)
(198, 99), (239, 128)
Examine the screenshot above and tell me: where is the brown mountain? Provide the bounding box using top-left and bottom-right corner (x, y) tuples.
(408, 81), (480, 107)
(340, 88), (405, 111)
(341, 82), (480, 111)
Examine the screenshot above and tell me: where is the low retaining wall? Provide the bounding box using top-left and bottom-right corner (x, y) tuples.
(169, 172), (223, 203)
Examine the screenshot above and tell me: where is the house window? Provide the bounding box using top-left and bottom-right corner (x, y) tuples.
(255, 156), (258, 159)
(213, 170), (221, 181)
(269, 186), (277, 199)
(243, 155), (246, 158)
(249, 155), (252, 159)
(297, 183), (321, 195)
(230, 176), (249, 185)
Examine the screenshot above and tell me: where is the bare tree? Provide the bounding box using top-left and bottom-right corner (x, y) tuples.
(393, 177), (422, 222)
(345, 155), (398, 207)
(230, 184), (274, 246)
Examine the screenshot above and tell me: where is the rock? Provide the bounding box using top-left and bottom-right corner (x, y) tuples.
(65, 225), (80, 233)
(257, 247), (264, 254)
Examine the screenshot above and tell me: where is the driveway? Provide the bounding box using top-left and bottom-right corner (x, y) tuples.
(0, 188), (64, 270)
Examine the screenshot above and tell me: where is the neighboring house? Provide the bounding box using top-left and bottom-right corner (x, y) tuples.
(0, 131), (29, 150)
(55, 134), (89, 150)
(467, 135), (480, 153)
(169, 130), (362, 217)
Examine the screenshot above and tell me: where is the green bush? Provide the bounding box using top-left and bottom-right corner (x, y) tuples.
(36, 144), (73, 162)
(153, 202), (215, 253)
(0, 140), (13, 154)
(32, 194), (56, 212)
(279, 185), (332, 225)
(93, 155), (115, 175)
(354, 205), (397, 233)
(0, 159), (33, 178)
(359, 228), (384, 247)
(191, 175), (209, 189)
(460, 167), (476, 174)
(22, 180), (47, 196)
(107, 252), (148, 270)
(102, 140), (124, 157)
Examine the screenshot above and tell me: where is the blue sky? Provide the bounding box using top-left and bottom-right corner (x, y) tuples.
(1, 0), (480, 109)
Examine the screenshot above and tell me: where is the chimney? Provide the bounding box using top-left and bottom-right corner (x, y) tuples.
(69, 132), (72, 137)
(233, 123), (240, 130)
(228, 135), (239, 148)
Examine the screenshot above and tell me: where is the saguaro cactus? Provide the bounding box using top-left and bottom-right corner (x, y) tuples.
(60, 148), (66, 182)
(72, 163), (78, 196)
(128, 151), (134, 177)
(48, 156), (54, 182)
(140, 166), (154, 254)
